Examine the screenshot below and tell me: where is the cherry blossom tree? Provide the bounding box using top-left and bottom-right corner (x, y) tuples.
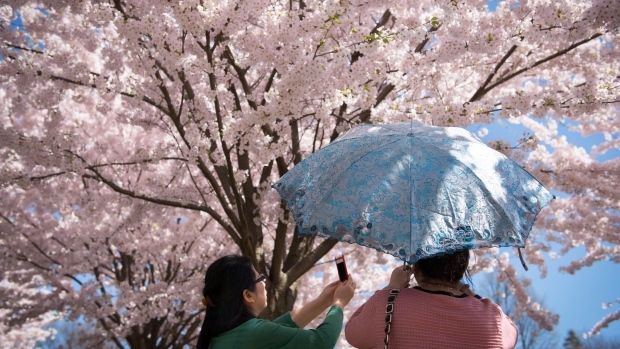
(1, 0), (619, 347)
(481, 272), (559, 349)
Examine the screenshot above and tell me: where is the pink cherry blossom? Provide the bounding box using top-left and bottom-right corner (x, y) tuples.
(1, 0), (619, 347)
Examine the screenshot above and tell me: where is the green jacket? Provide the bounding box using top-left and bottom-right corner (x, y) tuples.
(209, 306), (343, 349)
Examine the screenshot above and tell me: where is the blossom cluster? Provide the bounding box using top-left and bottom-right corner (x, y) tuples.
(0, 0), (619, 346)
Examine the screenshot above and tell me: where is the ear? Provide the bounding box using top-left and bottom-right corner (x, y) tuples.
(243, 289), (256, 305)
(202, 298), (208, 307)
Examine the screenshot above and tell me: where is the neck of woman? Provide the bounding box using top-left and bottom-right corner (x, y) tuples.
(415, 278), (461, 292)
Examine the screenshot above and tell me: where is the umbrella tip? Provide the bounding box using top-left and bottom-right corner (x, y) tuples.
(517, 248), (529, 271)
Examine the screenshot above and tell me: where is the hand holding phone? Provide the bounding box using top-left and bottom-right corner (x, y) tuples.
(335, 254), (348, 281)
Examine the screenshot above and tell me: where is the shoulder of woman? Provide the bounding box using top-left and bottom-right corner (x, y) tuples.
(251, 317), (302, 337)
(470, 297), (510, 315)
(369, 287), (397, 304)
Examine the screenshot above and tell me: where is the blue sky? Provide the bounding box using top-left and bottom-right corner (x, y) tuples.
(469, 119), (620, 344)
(476, 0), (620, 343)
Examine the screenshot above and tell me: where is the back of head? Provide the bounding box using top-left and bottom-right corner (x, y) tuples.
(196, 255), (257, 349)
(416, 249), (470, 283)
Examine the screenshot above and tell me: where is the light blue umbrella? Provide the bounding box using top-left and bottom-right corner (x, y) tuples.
(273, 121), (554, 264)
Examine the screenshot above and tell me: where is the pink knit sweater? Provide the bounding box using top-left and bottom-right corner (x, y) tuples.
(345, 287), (518, 349)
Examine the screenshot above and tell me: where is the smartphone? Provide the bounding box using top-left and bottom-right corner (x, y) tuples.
(335, 254), (348, 281)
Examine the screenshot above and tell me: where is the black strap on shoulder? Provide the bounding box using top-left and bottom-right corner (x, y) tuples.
(384, 288), (402, 349)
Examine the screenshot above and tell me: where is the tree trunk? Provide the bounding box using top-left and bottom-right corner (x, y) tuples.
(262, 278), (300, 320)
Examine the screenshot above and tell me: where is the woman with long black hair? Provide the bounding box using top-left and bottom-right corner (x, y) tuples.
(197, 255), (356, 349)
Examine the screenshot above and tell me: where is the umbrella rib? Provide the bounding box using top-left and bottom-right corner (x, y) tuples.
(444, 184), (456, 221)
(419, 138), (525, 237)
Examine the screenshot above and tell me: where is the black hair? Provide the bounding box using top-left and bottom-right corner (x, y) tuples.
(416, 249), (471, 284)
(196, 255), (258, 349)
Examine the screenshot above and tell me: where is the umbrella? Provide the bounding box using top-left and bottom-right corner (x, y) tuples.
(273, 121), (554, 264)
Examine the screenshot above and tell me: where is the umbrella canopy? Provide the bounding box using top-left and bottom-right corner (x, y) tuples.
(273, 121), (554, 263)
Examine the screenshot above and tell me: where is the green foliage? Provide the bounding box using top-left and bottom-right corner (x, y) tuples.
(363, 30), (397, 44)
(564, 330), (584, 349)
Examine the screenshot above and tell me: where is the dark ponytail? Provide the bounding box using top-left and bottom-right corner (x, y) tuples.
(196, 255), (258, 349)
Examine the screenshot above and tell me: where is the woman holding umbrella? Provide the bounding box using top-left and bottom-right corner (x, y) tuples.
(196, 255), (356, 349)
(344, 250), (518, 349)
(273, 121), (552, 348)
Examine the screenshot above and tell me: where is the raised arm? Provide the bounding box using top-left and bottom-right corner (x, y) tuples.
(291, 277), (355, 328)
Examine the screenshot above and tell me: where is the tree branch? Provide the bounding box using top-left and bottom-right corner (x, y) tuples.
(269, 203), (290, 284)
(6, 43), (44, 54)
(470, 33), (602, 101)
(285, 238), (339, 287)
(82, 169), (242, 246)
(414, 24), (441, 53)
(370, 10), (392, 35)
(470, 45), (518, 102)
(356, 83), (395, 124)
